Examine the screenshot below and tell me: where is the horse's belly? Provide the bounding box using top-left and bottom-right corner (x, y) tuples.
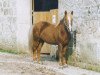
(41, 35), (57, 44)
(40, 31), (57, 45)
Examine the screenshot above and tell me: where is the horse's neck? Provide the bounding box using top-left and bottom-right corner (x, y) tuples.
(58, 19), (70, 34)
(56, 18), (64, 27)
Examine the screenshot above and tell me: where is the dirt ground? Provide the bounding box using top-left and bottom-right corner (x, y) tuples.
(0, 52), (100, 75)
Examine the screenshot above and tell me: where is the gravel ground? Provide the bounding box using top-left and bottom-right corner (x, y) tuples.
(0, 52), (100, 75)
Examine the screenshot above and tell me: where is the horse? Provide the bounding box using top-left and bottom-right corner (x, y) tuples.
(29, 11), (73, 66)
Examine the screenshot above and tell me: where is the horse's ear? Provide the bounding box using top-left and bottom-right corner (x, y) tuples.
(71, 11), (73, 15)
(65, 11), (67, 15)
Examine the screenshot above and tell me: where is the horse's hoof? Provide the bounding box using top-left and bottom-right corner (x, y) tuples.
(34, 61), (37, 63)
(58, 64), (68, 69)
(63, 64), (68, 68)
(59, 62), (63, 66)
(58, 66), (64, 69)
(38, 61), (43, 65)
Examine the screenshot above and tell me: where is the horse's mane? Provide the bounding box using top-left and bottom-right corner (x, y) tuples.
(59, 18), (65, 25)
(59, 17), (71, 37)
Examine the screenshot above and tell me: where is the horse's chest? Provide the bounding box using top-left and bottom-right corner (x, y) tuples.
(58, 30), (69, 43)
(61, 30), (65, 36)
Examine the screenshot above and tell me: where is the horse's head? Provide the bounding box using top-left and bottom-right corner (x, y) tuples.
(63, 11), (73, 32)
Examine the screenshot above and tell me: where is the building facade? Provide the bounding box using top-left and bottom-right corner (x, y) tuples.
(0, 0), (100, 65)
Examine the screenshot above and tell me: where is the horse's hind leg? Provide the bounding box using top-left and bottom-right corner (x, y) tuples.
(32, 40), (39, 62)
(32, 47), (37, 61)
(37, 42), (44, 63)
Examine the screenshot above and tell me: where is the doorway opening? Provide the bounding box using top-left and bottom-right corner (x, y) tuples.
(34, 0), (58, 11)
(32, 0), (58, 24)
(32, 0), (58, 54)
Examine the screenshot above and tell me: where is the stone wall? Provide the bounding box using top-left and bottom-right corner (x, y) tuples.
(0, 0), (17, 50)
(16, 0), (31, 52)
(0, 0), (31, 52)
(59, 0), (100, 64)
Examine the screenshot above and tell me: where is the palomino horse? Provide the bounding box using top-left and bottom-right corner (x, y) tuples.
(29, 11), (73, 66)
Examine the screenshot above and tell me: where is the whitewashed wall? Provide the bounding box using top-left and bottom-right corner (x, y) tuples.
(16, 0), (31, 52)
(0, 0), (17, 50)
(59, 0), (100, 64)
(0, 0), (32, 52)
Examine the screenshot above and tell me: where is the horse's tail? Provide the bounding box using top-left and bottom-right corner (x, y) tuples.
(28, 25), (34, 55)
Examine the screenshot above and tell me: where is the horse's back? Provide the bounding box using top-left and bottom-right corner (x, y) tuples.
(34, 21), (50, 28)
(33, 21), (51, 37)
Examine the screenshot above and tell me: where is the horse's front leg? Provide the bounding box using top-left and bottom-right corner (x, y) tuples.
(62, 46), (68, 65)
(58, 44), (63, 66)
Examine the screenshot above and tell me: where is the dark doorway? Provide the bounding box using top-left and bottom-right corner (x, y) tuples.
(32, 0), (58, 24)
(34, 0), (58, 11)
